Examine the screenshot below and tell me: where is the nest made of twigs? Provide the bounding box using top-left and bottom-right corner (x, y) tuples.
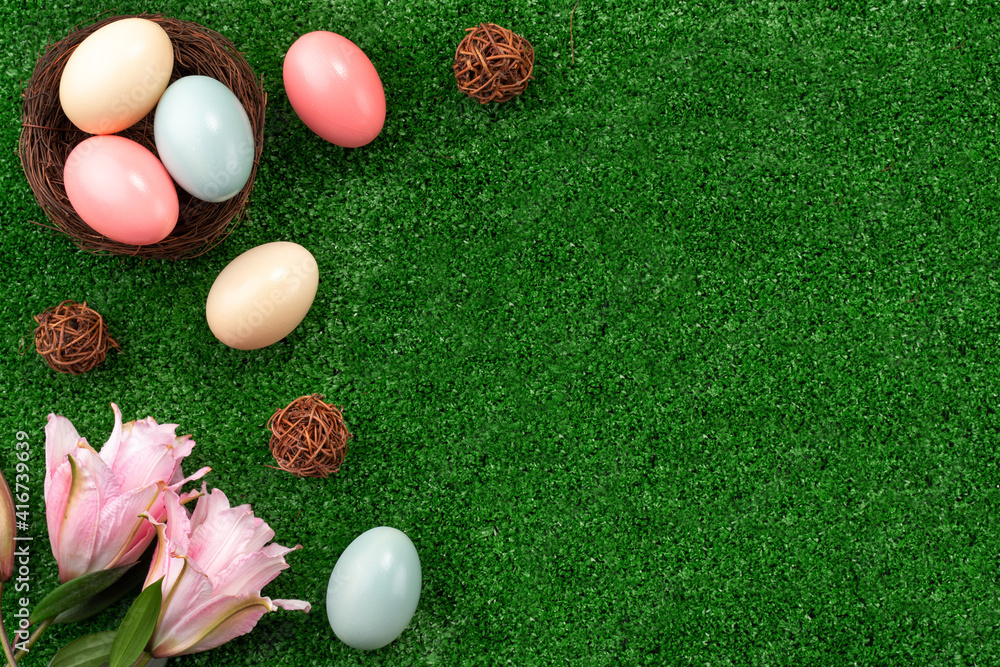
(19, 14), (266, 260)
(454, 23), (535, 104)
(33, 300), (119, 374)
(267, 394), (352, 478)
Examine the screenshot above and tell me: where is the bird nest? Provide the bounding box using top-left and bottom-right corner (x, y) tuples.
(18, 14), (266, 259)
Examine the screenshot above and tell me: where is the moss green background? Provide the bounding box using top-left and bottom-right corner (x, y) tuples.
(1, 0), (998, 664)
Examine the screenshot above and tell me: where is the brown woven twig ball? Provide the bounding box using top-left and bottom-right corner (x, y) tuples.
(18, 14), (266, 260)
(267, 394), (352, 478)
(33, 300), (119, 374)
(454, 23), (535, 103)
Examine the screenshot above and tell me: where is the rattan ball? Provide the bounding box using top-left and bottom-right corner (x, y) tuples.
(267, 394), (352, 478)
(33, 300), (119, 374)
(453, 23), (535, 104)
(18, 14), (266, 260)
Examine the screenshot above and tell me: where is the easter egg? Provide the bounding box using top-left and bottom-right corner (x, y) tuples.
(205, 242), (318, 350)
(326, 527), (421, 650)
(283, 31), (386, 148)
(59, 18), (173, 135)
(63, 135), (179, 245)
(154, 76), (255, 203)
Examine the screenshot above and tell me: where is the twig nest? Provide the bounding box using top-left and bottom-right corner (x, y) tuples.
(19, 14), (266, 259)
(454, 23), (534, 103)
(267, 394), (352, 478)
(33, 301), (118, 374)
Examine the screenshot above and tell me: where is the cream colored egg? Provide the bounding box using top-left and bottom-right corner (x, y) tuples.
(206, 242), (319, 350)
(59, 18), (173, 135)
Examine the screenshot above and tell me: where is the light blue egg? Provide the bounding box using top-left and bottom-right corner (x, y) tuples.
(327, 526), (421, 650)
(154, 75), (254, 203)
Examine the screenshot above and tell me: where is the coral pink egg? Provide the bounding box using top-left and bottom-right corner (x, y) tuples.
(63, 136), (179, 245)
(283, 31), (386, 148)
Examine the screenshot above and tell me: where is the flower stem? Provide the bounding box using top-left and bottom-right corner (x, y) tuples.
(12, 618), (51, 662)
(0, 582), (17, 666)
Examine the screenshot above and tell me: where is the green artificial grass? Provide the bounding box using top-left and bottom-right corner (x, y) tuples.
(1, 0), (999, 664)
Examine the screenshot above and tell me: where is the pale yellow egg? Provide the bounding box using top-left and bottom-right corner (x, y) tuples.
(59, 18), (173, 135)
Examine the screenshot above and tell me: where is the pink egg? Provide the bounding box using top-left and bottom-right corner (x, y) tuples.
(283, 31), (386, 148)
(63, 136), (179, 245)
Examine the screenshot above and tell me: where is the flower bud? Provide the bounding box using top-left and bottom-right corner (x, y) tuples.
(0, 470), (16, 583)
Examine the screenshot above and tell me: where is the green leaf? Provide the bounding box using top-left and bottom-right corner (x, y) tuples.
(46, 631), (115, 667)
(54, 558), (148, 624)
(31, 563), (137, 624)
(109, 577), (163, 667)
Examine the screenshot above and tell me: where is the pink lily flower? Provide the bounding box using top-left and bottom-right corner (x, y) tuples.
(142, 485), (310, 658)
(45, 403), (210, 583)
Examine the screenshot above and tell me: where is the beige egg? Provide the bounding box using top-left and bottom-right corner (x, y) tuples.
(206, 242), (319, 350)
(59, 18), (173, 135)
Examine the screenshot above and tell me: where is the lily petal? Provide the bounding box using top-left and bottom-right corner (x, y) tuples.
(187, 504), (259, 578)
(164, 466), (211, 498)
(96, 403), (125, 469)
(71, 443), (121, 513)
(161, 488), (193, 557)
(166, 435), (197, 485)
(141, 510), (171, 590)
(90, 484), (160, 572)
(157, 554), (216, 640)
(107, 416), (170, 462)
(211, 543), (302, 597)
(150, 594), (271, 658)
(44, 460), (72, 560)
(189, 485), (231, 533)
(272, 598), (311, 612)
(106, 424), (184, 492)
(44, 414), (84, 495)
(113, 519), (158, 569)
(55, 456), (103, 582)
(244, 516), (276, 555)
